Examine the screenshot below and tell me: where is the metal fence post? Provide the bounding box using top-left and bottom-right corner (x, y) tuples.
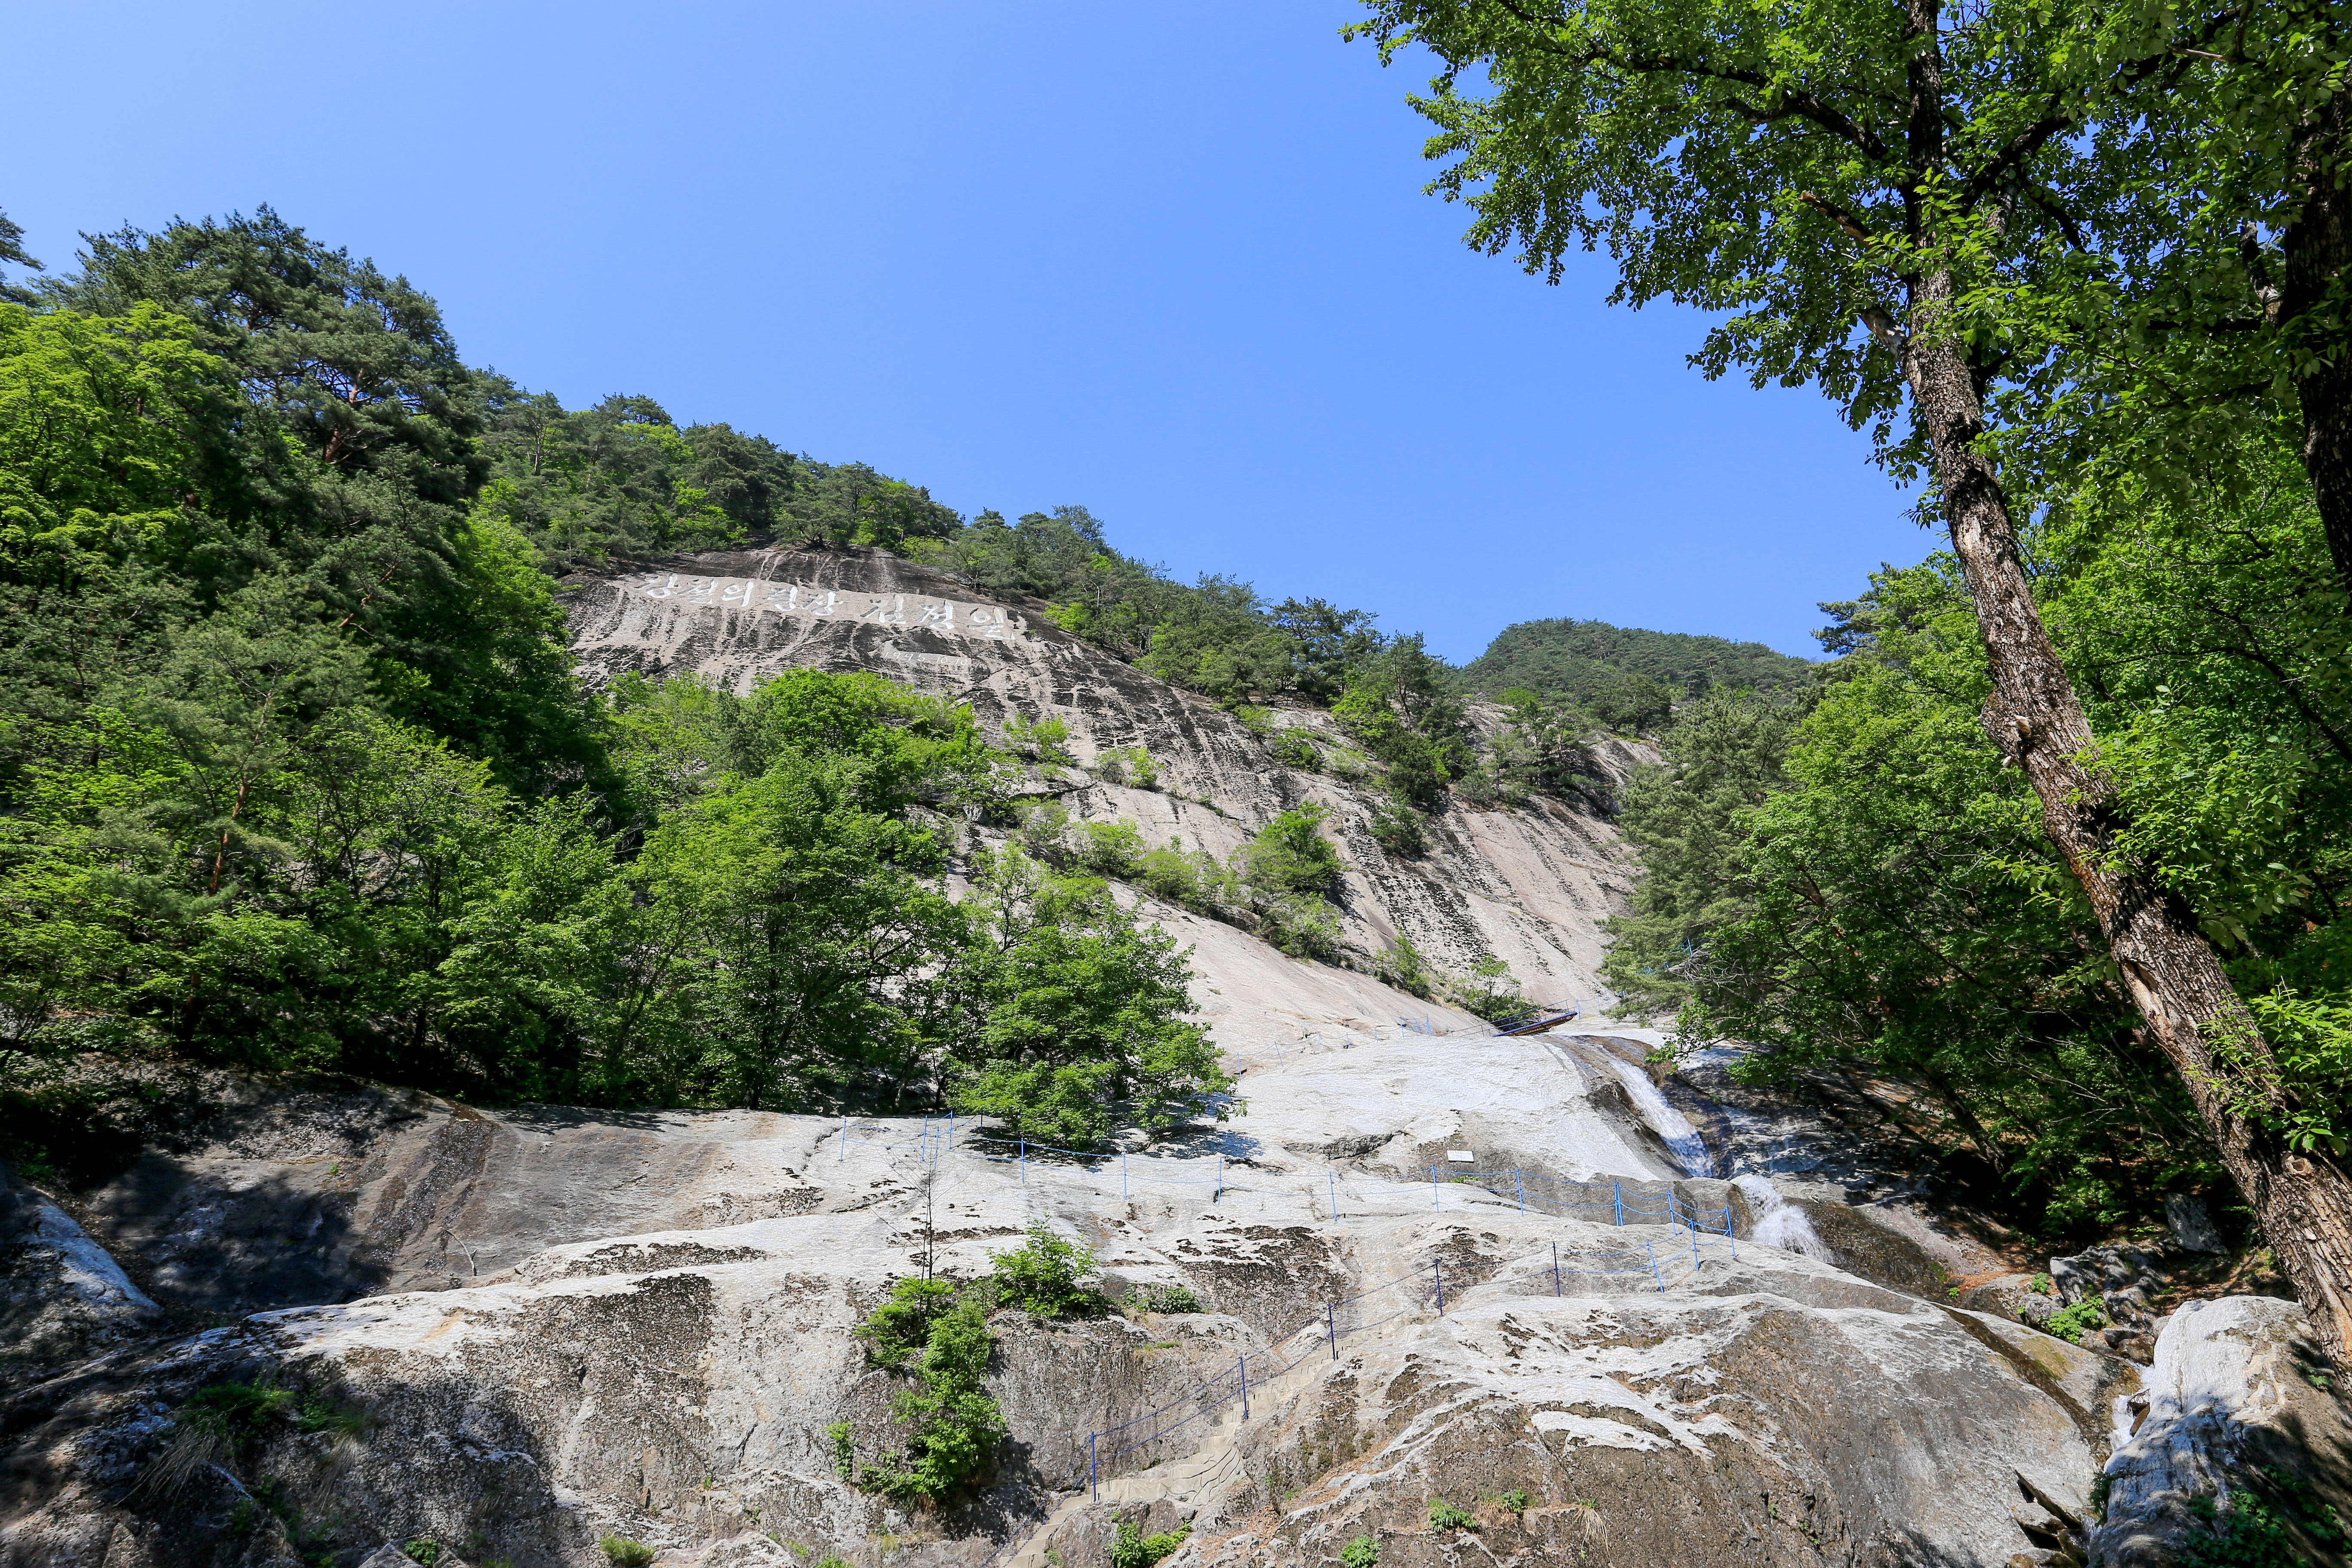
(1122, 1152), (1130, 1200)
(1430, 1164), (1440, 1211)
(1613, 1181), (1624, 1226)
(1020, 1134), (1026, 1184)
(1647, 1241), (1662, 1293)
(839, 1115), (847, 1161)
(1216, 1155), (1224, 1202)
(1089, 1433), (1098, 1500)
(1328, 1171), (1338, 1223)
(1239, 1355), (1249, 1419)
(1553, 1241), (1562, 1298)
(1327, 1302), (1338, 1361)
(1691, 1229), (1700, 1272)
(1433, 1259), (1445, 1315)
(946, 1110), (953, 1151)
(1516, 1167), (1525, 1215)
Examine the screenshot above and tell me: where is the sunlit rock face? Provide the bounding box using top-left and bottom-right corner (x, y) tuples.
(0, 1033), (2123, 1568)
(561, 544), (1648, 1047)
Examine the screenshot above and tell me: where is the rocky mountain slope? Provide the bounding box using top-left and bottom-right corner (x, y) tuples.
(5, 545), (2346, 1568)
(562, 545), (1642, 1046)
(0, 1029), (2168, 1568)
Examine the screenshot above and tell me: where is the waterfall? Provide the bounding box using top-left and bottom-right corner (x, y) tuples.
(1604, 1057), (1715, 1179)
(1732, 1174), (1835, 1263)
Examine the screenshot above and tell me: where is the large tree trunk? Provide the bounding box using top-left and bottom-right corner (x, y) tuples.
(1905, 266), (2352, 1369)
(2283, 88), (2352, 597)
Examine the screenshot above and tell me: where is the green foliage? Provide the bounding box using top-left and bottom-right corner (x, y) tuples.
(931, 509), (1386, 706)
(947, 849), (1228, 1148)
(1269, 730), (1319, 770)
(2046, 1299), (2110, 1345)
(2028, 1274), (2054, 1297)
(1335, 638), (1470, 811)
(597, 1536), (656, 1567)
(1002, 713), (1075, 767)
(1243, 804), (1343, 900)
(1428, 1498), (1479, 1532)
(1599, 690), (1804, 1017)
(1449, 955), (1526, 1023)
(401, 1544), (441, 1566)
(1498, 1489), (1529, 1514)
(181, 1382), (298, 1461)
(826, 1420), (855, 1482)
(1366, 797), (1427, 856)
(1340, 1537), (1380, 1568)
(1076, 820), (1147, 879)
(1375, 936), (1430, 998)
(1125, 1282), (1202, 1314)
(1459, 619), (1810, 710)
(987, 1222), (1106, 1318)
(863, 1292), (1006, 1503)
(1108, 1519), (1192, 1568)
(1601, 430), (2352, 1236)
(1096, 746), (1158, 790)
(855, 1277), (958, 1369)
(2177, 1468), (2349, 1568)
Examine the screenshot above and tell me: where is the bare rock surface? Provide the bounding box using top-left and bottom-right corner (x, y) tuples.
(2092, 1294), (2352, 1566)
(4, 1029), (2138, 1568)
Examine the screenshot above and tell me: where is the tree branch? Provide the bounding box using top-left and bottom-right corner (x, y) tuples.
(1488, 0), (1894, 161)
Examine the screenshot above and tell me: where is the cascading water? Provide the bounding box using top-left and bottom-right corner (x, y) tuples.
(1732, 1173), (1836, 1263)
(1604, 1057), (1716, 1179)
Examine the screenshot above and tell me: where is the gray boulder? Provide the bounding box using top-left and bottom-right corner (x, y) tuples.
(2163, 1191), (2227, 1254)
(2051, 1242), (2168, 1326)
(2090, 1294), (2352, 1566)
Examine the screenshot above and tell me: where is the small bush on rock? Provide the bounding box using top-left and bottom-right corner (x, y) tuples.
(1126, 1282), (1200, 1314)
(2046, 1298), (2109, 1344)
(1109, 1519), (1191, 1568)
(989, 1222), (1106, 1318)
(855, 1277), (958, 1368)
(1076, 820), (1147, 878)
(1340, 1537), (1380, 1568)
(401, 1543), (441, 1565)
(598, 1537), (656, 1567)
(1428, 1498), (1479, 1532)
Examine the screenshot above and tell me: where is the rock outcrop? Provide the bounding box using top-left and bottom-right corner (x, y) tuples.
(561, 546), (1645, 1037)
(4, 1030), (2145, 1568)
(2094, 1295), (2352, 1566)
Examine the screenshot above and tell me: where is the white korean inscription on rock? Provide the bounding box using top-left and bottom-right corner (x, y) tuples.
(626, 575), (1023, 640)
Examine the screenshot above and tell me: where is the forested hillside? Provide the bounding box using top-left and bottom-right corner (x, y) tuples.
(0, 206), (1619, 1155)
(1456, 616), (1815, 729)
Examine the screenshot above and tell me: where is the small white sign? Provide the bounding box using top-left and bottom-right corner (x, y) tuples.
(1445, 1150), (1476, 1163)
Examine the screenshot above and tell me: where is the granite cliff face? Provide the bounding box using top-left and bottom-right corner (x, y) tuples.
(562, 545), (1643, 1048)
(4, 1032), (2128, 1568)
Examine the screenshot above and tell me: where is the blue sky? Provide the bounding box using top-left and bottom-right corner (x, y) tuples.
(11, 2), (1929, 663)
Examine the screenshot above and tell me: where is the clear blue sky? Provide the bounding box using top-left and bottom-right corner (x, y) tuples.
(9, 1), (1929, 663)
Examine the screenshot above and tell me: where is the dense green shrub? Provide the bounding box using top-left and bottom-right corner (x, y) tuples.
(988, 1223), (1106, 1318)
(1109, 1519), (1192, 1568)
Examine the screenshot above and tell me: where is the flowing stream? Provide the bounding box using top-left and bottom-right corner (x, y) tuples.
(1605, 1057), (1716, 1178)
(1732, 1173), (1836, 1262)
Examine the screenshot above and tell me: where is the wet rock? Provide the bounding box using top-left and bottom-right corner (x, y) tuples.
(2162, 1191), (2226, 1255)
(2090, 1295), (2352, 1567)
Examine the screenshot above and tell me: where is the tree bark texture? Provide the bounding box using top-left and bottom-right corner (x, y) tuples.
(1906, 268), (2352, 1370)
